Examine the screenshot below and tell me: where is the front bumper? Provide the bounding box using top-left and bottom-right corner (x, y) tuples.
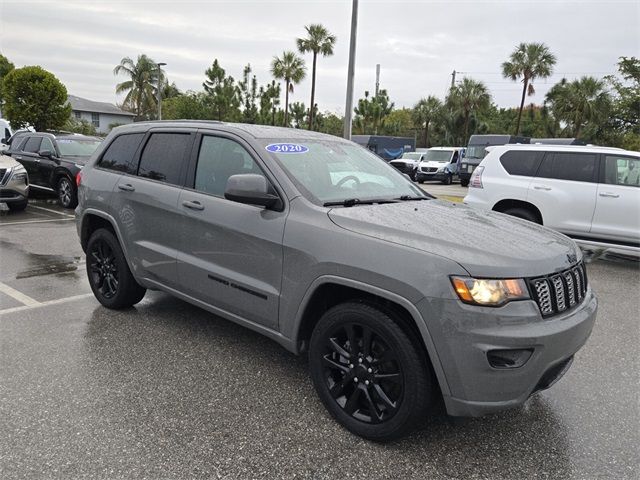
(416, 171), (448, 182)
(0, 172), (29, 204)
(416, 289), (597, 417)
(390, 164), (417, 175)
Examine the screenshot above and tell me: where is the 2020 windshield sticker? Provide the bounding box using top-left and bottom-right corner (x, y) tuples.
(266, 143), (309, 154)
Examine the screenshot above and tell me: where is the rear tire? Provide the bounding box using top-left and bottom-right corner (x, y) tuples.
(8, 199), (28, 211)
(460, 179), (469, 187)
(86, 228), (146, 309)
(309, 302), (434, 442)
(502, 207), (541, 224)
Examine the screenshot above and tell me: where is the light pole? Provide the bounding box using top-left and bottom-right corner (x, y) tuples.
(343, 0), (358, 140)
(156, 62), (166, 120)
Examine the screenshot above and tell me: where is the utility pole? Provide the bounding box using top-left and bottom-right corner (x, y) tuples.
(157, 62), (167, 120)
(343, 0), (358, 140)
(375, 63), (380, 97)
(450, 69), (456, 90)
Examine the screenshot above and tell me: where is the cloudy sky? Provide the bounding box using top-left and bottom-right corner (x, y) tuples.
(1, 0), (638, 115)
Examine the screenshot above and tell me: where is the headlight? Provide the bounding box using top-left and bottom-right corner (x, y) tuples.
(437, 167), (444, 172)
(451, 276), (529, 306)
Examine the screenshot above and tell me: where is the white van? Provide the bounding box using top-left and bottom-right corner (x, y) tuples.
(0, 119), (13, 152)
(415, 147), (466, 184)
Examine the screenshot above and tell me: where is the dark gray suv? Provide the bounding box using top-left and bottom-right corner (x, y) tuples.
(76, 121), (597, 441)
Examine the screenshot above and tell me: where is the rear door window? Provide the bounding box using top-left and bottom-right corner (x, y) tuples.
(137, 132), (192, 185)
(23, 136), (42, 154)
(99, 133), (144, 174)
(499, 150), (544, 176)
(537, 152), (597, 183)
(603, 155), (640, 187)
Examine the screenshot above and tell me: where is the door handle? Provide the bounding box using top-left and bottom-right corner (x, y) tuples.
(534, 186), (551, 191)
(182, 200), (204, 211)
(117, 183), (135, 192)
(599, 192), (619, 198)
(15, 156), (22, 160)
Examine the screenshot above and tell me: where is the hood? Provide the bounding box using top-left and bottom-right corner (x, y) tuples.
(59, 155), (90, 166)
(0, 154), (20, 169)
(390, 158), (419, 165)
(419, 161), (448, 169)
(328, 200), (581, 278)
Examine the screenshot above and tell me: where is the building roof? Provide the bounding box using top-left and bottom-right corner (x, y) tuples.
(67, 95), (135, 117)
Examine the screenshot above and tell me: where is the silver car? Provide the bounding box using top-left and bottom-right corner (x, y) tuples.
(76, 122), (597, 441)
(0, 154), (29, 211)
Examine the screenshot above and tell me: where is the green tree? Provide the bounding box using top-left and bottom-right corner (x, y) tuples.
(502, 42), (557, 135)
(271, 51), (306, 127)
(258, 80), (281, 125)
(545, 76), (611, 138)
(296, 24), (336, 129)
(238, 64), (259, 124)
(289, 101), (307, 128)
(382, 108), (414, 137)
(354, 89), (394, 134)
(606, 56), (640, 147)
(64, 117), (97, 136)
(162, 91), (213, 120)
(1, 66), (71, 131)
(412, 96), (442, 147)
(447, 77), (491, 144)
(315, 111), (343, 137)
(114, 54), (162, 120)
(203, 59), (241, 121)
(0, 53), (15, 107)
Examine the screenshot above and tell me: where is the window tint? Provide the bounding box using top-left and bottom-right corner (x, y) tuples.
(23, 136), (42, 154)
(499, 150), (544, 176)
(99, 133), (144, 174)
(537, 152), (597, 182)
(9, 134), (27, 150)
(138, 133), (191, 185)
(40, 137), (55, 153)
(604, 155), (640, 187)
(194, 136), (265, 197)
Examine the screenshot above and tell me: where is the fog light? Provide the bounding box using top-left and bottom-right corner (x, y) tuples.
(487, 348), (533, 369)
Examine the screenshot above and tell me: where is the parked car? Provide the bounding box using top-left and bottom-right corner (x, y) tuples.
(415, 147), (465, 184)
(7, 132), (102, 208)
(459, 135), (530, 186)
(0, 153), (29, 211)
(388, 151), (428, 179)
(77, 122), (597, 441)
(463, 144), (640, 253)
(0, 119), (13, 152)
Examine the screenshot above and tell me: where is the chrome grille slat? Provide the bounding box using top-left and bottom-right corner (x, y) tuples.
(530, 262), (588, 317)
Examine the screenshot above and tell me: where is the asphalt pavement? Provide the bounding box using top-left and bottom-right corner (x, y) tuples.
(0, 197), (638, 479)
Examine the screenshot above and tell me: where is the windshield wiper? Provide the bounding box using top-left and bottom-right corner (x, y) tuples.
(323, 198), (400, 207)
(397, 194), (434, 201)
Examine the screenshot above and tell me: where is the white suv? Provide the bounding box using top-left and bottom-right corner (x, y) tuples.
(464, 144), (640, 253)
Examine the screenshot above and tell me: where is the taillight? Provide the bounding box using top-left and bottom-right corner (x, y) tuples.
(470, 166), (484, 188)
(76, 171), (82, 187)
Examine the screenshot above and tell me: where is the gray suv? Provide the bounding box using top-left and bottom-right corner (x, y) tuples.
(76, 121), (597, 441)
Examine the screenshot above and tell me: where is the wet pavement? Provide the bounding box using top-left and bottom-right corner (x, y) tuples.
(0, 200), (639, 479)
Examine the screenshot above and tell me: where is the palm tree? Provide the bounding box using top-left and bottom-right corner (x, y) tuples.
(545, 76), (611, 138)
(447, 77), (491, 143)
(502, 42), (556, 135)
(271, 51), (306, 127)
(412, 96), (442, 147)
(296, 24), (336, 130)
(114, 55), (162, 120)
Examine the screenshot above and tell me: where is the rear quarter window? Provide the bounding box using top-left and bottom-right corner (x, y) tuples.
(537, 152), (597, 183)
(499, 150), (544, 176)
(99, 133), (145, 174)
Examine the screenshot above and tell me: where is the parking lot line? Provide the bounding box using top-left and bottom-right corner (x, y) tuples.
(0, 293), (94, 316)
(0, 282), (41, 307)
(0, 218), (75, 226)
(28, 204), (75, 217)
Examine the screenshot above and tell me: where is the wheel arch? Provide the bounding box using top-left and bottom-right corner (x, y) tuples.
(292, 276), (451, 397)
(492, 198), (543, 224)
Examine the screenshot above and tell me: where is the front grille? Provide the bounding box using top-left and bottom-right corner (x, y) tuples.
(529, 262), (588, 317)
(421, 167), (438, 173)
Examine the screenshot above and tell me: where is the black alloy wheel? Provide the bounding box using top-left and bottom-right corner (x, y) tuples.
(89, 239), (119, 299)
(321, 322), (403, 424)
(309, 302), (434, 441)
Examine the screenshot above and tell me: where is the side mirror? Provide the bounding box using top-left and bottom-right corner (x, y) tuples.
(38, 149), (54, 159)
(0, 137), (7, 145)
(224, 174), (281, 209)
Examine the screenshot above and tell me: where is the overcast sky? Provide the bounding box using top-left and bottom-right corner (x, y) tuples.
(1, 0), (638, 115)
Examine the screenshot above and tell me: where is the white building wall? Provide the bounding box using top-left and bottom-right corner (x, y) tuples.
(73, 111), (134, 134)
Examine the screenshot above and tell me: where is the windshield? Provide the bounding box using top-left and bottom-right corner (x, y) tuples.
(400, 153), (422, 161)
(466, 145), (488, 159)
(262, 139), (426, 205)
(424, 150), (453, 162)
(57, 138), (102, 156)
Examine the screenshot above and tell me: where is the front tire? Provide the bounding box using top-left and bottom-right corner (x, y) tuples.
(57, 176), (77, 209)
(460, 178), (469, 187)
(86, 228), (146, 309)
(309, 302), (434, 442)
